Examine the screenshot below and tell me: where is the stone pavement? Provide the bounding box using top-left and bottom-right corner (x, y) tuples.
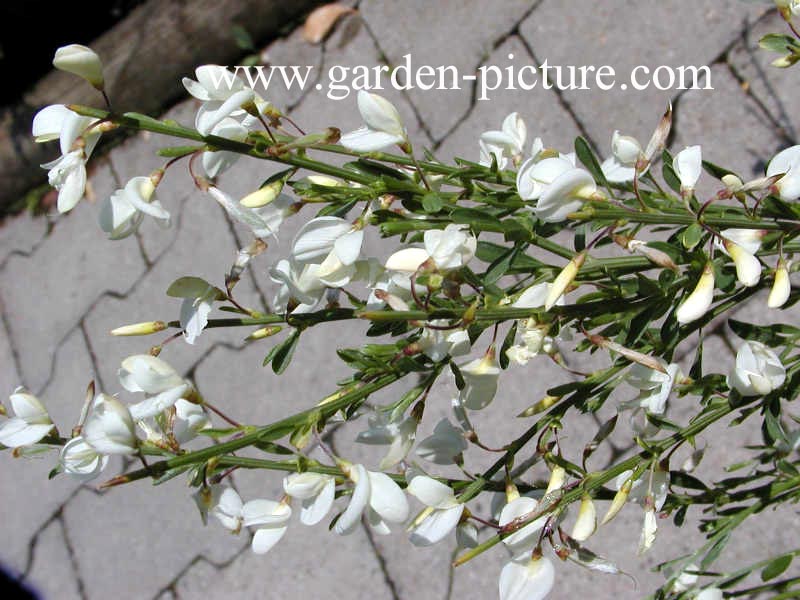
(1, 1), (799, 599)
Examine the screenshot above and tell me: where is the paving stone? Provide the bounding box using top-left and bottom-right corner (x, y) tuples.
(63, 478), (248, 600)
(672, 65), (782, 192)
(173, 520), (394, 600)
(81, 189), (247, 392)
(520, 0), (767, 148)
(1, 162), (145, 392)
(0, 210), (51, 270)
(729, 10), (800, 143)
(259, 26), (325, 110)
(361, 0), (536, 141)
(22, 519), (82, 600)
(436, 35), (582, 164)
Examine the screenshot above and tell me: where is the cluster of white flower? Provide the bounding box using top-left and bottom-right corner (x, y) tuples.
(6, 41), (798, 600)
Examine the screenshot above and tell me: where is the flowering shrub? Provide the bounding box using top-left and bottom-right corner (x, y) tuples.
(4, 33), (800, 599)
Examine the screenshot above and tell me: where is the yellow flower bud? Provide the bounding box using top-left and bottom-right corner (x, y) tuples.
(768, 259), (792, 308)
(246, 325), (283, 341)
(676, 262), (715, 324)
(110, 321), (167, 336)
(570, 494), (597, 541)
(545, 251), (586, 310)
(240, 180), (284, 208)
(601, 478), (632, 525)
(545, 465), (567, 495)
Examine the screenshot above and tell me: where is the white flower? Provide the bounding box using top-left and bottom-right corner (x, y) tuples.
(767, 144), (800, 201)
(407, 475), (464, 546)
(211, 487), (292, 554)
(727, 340), (786, 396)
(459, 350), (501, 410)
(516, 155), (575, 201)
(506, 282), (571, 365)
(166, 277), (226, 345)
(99, 175), (170, 239)
(173, 399), (211, 444)
(456, 522), (479, 548)
(0, 388), (53, 448)
(59, 436), (108, 481)
(676, 263), (715, 324)
(696, 588), (723, 600)
(638, 506), (658, 554)
(119, 354), (185, 394)
(418, 323), (471, 362)
(117, 354), (192, 420)
(768, 259), (792, 308)
(183, 65), (259, 136)
(212, 487), (245, 533)
(193, 484), (222, 526)
(480, 112), (527, 166)
(624, 361), (682, 415)
(673, 146), (702, 195)
(334, 464), (409, 535)
(283, 472), (336, 526)
(83, 394), (138, 455)
(53, 44), (104, 89)
(202, 117), (249, 178)
(716, 230), (763, 288)
(480, 138), (508, 170)
(42, 150), (89, 214)
(242, 498), (292, 554)
(269, 259), (327, 313)
(340, 90), (407, 152)
(415, 418), (467, 464)
(424, 224), (476, 270)
(672, 563), (700, 593)
(499, 496), (548, 557)
(600, 130), (644, 183)
(615, 468), (669, 511)
(385, 224), (476, 275)
(499, 556), (555, 600)
(33, 105), (102, 213)
(535, 166), (596, 223)
(355, 413), (417, 470)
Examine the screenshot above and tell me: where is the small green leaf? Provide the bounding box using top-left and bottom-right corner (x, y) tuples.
(759, 33), (798, 54)
(270, 329), (301, 374)
(681, 223), (703, 250)
(231, 24), (255, 51)
(574, 136), (609, 188)
(761, 554), (793, 581)
(422, 193), (443, 213)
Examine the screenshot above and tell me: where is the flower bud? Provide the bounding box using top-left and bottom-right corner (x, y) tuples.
(246, 325), (283, 341)
(545, 251), (586, 310)
(517, 395), (559, 417)
(53, 44), (104, 89)
(672, 145), (702, 196)
(768, 259), (792, 308)
(600, 478), (631, 525)
(722, 239), (761, 287)
(627, 240), (678, 271)
(545, 465), (567, 495)
(240, 180), (284, 208)
(570, 494), (597, 541)
(110, 321), (167, 336)
(676, 262), (714, 324)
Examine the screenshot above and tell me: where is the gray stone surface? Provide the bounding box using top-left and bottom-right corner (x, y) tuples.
(2, 2), (799, 599)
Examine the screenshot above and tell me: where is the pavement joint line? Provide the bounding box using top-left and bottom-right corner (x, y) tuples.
(515, 33), (599, 152)
(0, 218), (56, 272)
(58, 512), (90, 600)
(150, 542), (251, 600)
(429, 1), (545, 151)
(725, 10), (799, 144)
(360, 521), (402, 600)
(79, 317), (107, 393)
(0, 292), (24, 384)
(357, 15), (437, 147)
